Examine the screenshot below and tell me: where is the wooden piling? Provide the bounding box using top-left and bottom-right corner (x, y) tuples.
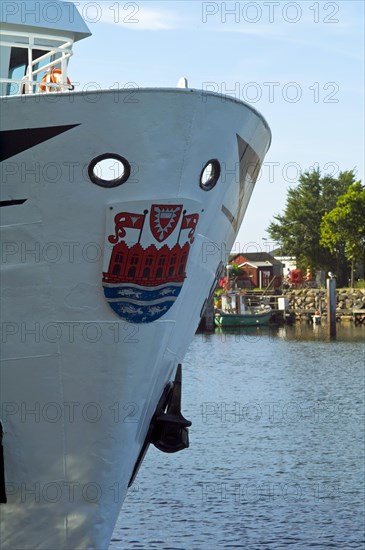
(327, 277), (337, 339)
(204, 298), (215, 331)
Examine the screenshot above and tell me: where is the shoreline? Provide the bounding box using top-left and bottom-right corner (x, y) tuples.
(201, 288), (365, 330)
(280, 287), (365, 324)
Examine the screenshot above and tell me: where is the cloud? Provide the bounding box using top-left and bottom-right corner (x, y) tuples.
(216, 24), (282, 38)
(71, 1), (180, 31)
(102, 6), (180, 30)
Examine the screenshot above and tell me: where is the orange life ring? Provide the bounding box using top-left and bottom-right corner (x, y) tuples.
(39, 68), (72, 92)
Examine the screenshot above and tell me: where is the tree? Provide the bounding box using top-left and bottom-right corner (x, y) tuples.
(267, 168), (357, 284)
(320, 182), (365, 287)
(230, 263), (243, 277)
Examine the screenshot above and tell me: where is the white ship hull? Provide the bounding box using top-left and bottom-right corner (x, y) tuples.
(0, 88), (271, 549)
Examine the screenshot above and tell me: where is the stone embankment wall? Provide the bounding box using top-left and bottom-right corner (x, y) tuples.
(283, 288), (365, 311)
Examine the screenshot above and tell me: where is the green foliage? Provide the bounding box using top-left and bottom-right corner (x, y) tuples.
(320, 181), (365, 264)
(230, 263), (243, 277)
(267, 168), (358, 283)
(354, 279), (365, 289)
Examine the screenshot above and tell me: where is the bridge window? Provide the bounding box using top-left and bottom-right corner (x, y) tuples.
(8, 48), (50, 94)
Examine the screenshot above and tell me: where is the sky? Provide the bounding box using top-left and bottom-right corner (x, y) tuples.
(68, 0), (364, 253)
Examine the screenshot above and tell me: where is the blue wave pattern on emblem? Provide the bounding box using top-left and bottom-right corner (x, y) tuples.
(102, 283), (183, 323)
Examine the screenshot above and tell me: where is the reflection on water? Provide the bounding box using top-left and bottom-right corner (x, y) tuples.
(215, 322), (365, 343)
(111, 325), (364, 550)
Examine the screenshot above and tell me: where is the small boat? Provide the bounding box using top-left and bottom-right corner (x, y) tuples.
(215, 293), (272, 327)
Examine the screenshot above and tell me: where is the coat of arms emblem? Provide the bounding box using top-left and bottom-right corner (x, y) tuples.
(102, 201), (200, 323)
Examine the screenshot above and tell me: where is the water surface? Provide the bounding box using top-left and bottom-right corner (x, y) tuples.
(110, 324), (365, 549)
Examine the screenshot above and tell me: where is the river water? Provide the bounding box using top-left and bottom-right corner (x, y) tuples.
(110, 324), (365, 549)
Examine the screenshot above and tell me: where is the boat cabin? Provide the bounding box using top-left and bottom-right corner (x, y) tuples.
(222, 293), (248, 314)
(0, 0), (90, 96)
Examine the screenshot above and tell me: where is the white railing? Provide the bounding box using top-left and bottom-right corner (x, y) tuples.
(0, 29), (74, 95)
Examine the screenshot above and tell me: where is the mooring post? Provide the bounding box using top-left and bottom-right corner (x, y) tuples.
(327, 276), (336, 339)
(204, 298), (215, 331)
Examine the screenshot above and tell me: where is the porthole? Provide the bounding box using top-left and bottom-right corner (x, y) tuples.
(200, 159), (221, 191)
(88, 153), (131, 188)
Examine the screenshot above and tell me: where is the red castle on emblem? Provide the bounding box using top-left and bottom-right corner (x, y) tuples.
(103, 205), (199, 286)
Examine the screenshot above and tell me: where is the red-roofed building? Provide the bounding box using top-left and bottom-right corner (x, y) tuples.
(230, 252), (283, 289)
